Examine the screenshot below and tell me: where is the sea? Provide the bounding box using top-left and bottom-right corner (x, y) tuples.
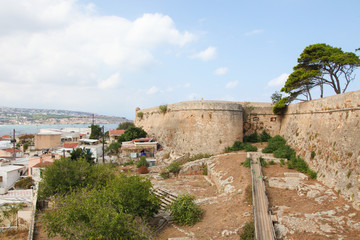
(0, 123), (119, 136)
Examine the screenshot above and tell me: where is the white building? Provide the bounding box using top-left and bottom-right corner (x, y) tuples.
(0, 165), (26, 190)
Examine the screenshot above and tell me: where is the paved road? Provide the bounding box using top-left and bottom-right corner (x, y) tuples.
(251, 160), (275, 240)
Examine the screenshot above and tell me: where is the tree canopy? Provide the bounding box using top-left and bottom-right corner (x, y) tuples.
(89, 124), (102, 139)
(70, 147), (95, 164)
(117, 126), (147, 143)
(43, 188), (147, 240)
(38, 158), (160, 238)
(271, 91), (282, 103)
(273, 43), (360, 114)
(105, 142), (121, 155)
(38, 158), (115, 199)
(117, 122), (135, 130)
(294, 43), (360, 95)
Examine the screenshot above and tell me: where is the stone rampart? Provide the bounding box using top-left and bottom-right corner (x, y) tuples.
(280, 90), (360, 209)
(240, 102), (281, 137)
(135, 100), (243, 155)
(134, 90), (360, 208)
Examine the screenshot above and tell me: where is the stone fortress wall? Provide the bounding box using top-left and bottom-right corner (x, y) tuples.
(279, 90), (360, 209)
(134, 100), (243, 155)
(239, 102), (281, 137)
(135, 90), (360, 208)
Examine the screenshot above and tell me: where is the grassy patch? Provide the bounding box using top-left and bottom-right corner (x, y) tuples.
(241, 158), (252, 168)
(239, 220), (255, 240)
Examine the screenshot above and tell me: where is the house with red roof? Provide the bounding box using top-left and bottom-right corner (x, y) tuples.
(62, 142), (79, 149)
(0, 148), (22, 157)
(31, 160), (54, 182)
(109, 130), (125, 143)
(0, 135), (12, 141)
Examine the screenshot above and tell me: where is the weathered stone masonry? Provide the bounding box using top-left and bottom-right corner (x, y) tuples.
(280, 90), (360, 209)
(135, 100), (243, 155)
(135, 90), (360, 209)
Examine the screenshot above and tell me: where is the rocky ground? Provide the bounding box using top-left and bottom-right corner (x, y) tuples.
(263, 164), (360, 240)
(151, 152), (252, 240)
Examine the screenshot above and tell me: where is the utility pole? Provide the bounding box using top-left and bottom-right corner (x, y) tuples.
(11, 129), (16, 158)
(92, 114), (95, 125)
(102, 125), (105, 164)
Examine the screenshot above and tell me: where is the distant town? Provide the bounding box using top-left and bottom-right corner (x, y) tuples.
(0, 106), (129, 125)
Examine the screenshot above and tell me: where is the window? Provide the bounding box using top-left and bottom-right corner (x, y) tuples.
(0, 176), (3, 182)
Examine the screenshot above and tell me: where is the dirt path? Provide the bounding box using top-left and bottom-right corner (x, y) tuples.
(152, 152), (252, 239)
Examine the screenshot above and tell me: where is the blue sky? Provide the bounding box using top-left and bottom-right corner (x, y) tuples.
(0, 0), (359, 119)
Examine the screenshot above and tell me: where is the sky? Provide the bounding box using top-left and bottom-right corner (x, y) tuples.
(0, 0), (359, 120)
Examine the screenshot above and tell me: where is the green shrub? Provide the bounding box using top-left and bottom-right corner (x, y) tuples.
(269, 160), (275, 165)
(123, 160), (134, 166)
(201, 163), (208, 175)
(292, 156), (308, 173)
(239, 220), (255, 240)
(241, 158), (252, 168)
(231, 141), (243, 151)
(311, 151), (316, 159)
(259, 130), (271, 142)
(243, 132), (259, 143)
(23, 142), (30, 152)
(273, 145), (295, 160)
(188, 153), (213, 162)
(280, 159), (285, 166)
(262, 135), (286, 153)
(159, 105), (168, 113)
(15, 177), (34, 189)
(160, 170), (170, 179)
(244, 143), (258, 152)
(226, 141), (257, 152)
(286, 160), (294, 169)
(307, 169), (317, 179)
(169, 194), (203, 226)
(167, 161), (182, 174)
(137, 156), (149, 168)
(137, 111), (143, 119)
(259, 157), (267, 167)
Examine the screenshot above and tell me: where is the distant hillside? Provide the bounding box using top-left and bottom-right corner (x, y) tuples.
(0, 106), (130, 125)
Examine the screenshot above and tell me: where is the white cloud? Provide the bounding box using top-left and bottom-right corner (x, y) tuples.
(244, 29), (264, 36)
(225, 80), (238, 89)
(184, 83), (191, 88)
(0, 0), (196, 110)
(268, 73), (289, 87)
(190, 46), (216, 61)
(214, 67), (228, 75)
(98, 73), (121, 89)
(146, 86), (160, 95)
